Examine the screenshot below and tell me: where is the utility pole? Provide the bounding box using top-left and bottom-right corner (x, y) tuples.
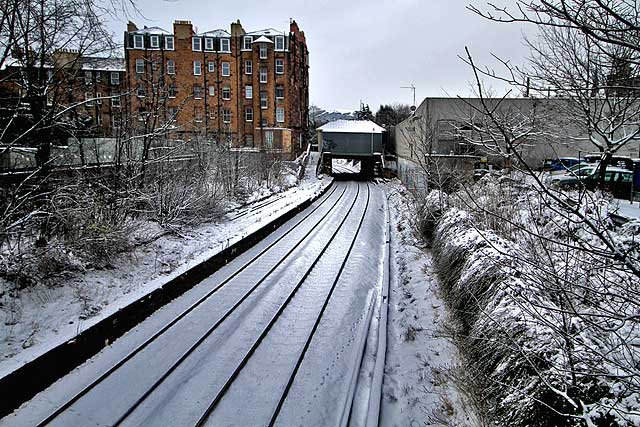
(401, 84), (416, 108)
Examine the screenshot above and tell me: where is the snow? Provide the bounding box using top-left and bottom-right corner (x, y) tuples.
(317, 120), (385, 134)
(611, 198), (640, 220)
(252, 35), (274, 44)
(379, 180), (476, 426)
(0, 165), (331, 379)
(198, 29), (231, 37)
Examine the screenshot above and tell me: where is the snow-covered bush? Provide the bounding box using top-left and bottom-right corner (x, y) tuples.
(429, 175), (640, 427)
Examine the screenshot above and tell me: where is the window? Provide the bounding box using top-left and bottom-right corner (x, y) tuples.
(193, 84), (203, 99)
(259, 45), (267, 59)
(85, 92), (93, 106)
(209, 109), (215, 119)
(275, 36), (285, 51)
(222, 86), (231, 100)
(222, 108), (231, 123)
(275, 59), (284, 74)
(220, 38), (230, 52)
(276, 107), (285, 123)
(275, 85), (284, 99)
(245, 85), (253, 99)
(95, 72), (102, 83)
(165, 36), (174, 50)
(96, 92), (102, 105)
(208, 61), (215, 73)
(168, 84), (177, 98)
(245, 107), (253, 121)
(84, 70), (92, 84)
(261, 118), (267, 127)
(243, 36), (252, 50)
(168, 107), (178, 120)
(208, 86), (215, 96)
(137, 85), (146, 97)
(192, 37), (202, 51)
(265, 131), (274, 148)
(113, 116), (122, 131)
(259, 68), (267, 83)
(133, 34), (144, 49)
(137, 106), (147, 121)
(195, 107), (203, 122)
(204, 38), (214, 51)
(111, 92), (121, 107)
(245, 134), (253, 147)
(193, 61), (202, 75)
(221, 62), (230, 76)
(135, 59), (144, 74)
(245, 60), (252, 74)
(110, 72), (120, 85)
(167, 60), (175, 75)
(260, 91), (267, 109)
(150, 35), (159, 48)
(96, 114), (102, 126)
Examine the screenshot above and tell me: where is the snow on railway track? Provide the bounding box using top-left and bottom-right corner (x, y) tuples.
(4, 180), (389, 427)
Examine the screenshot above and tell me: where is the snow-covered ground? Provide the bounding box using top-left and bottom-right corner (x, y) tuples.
(380, 180), (476, 427)
(0, 159), (330, 379)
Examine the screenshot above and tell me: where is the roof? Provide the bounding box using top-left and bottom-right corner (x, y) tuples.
(199, 29), (231, 37)
(317, 120), (385, 134)
(253, 35), (274, 44)
(246, 28), (285, 36)
(132, 26), (171, 35)
(81, 57), (125, 72)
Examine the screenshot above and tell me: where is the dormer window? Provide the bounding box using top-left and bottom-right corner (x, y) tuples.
(133, 34), (144, 49)
(165, 36), (174, 50)
(259, 45), (267, 59)
(204, 38), (214, 51)
(275, 36), (285, 51)
(243, 36), (252, 50)
(150, 35), (159, 48)
(220, 38), (230, 52)
(192, 37), (202, 51)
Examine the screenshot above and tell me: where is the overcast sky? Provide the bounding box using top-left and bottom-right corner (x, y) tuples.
(109, 0), (532, 112)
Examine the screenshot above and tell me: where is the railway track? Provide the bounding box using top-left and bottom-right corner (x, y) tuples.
(7, 180), (386, 427)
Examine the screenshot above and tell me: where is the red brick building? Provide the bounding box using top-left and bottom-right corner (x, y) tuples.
(124, 19), (310, 158)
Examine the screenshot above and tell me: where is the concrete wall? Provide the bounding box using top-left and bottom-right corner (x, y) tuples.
(320, 131), (383, 157)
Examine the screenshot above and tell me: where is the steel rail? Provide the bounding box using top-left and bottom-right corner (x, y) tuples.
(108, 183), (355, 426)
(36, 183), (345, 427)
(193, 182), (369, 427)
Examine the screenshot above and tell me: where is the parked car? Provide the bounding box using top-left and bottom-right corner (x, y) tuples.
(542, 157), (581, 172)
(583, 154), (634, 171)
(557, 166), (635, 199)
(548, 163), (599, 184)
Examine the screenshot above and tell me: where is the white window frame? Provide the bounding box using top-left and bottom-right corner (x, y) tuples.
(259, 45), (267, 59)
(194, 85), (203, 99)
(195, 108), (203, 122)
(137, 85), (145, 97)
(260, 92), (268, 109)
(222, 86), (231, 100)
(245, 107), (253, 122)
(208, 86), (215, 96)
(84, 70), (92, 83)
(192, 37), (202, 51)
(150, 35), (160, 49)
(245, 134), (253, 146)
(110, 72), (119, 85)
(222, 108), (231, 123)
(276, 107), (285, 123)
(259, 68), (267, 83)
(96, 92), (102, 105)
(245, 60), (252, 74)
(265, 131), (274, 147)
(245, 85), (253, 99)
(204, 37), (214, 51)
(133, 34), (144, 49)
(275, 85), (284, 99)
(168, 84), (177, 98)
(165, 36), (174, 50)
(135, 59), (144, 74)
(167, 59), (175, 75)
(208, 61), (215, 73)
(243, 36), (253, 50)
(275, 59), (284, 74)
(111, 92), (121, 107)
(220, 38), (230, 53)
(85, 92), (94, 106)
(221, 62), (230, 77)
(275, 36), (285, 51)
(193, 61), (202, 75)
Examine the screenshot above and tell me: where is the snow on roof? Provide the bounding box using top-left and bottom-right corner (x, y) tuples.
(317, 120), (385, 134)
(81, 57), (125, 72)
(246, 28), (285, 36)
(199, 29), (231, 37)
(253, 35), (274, 44)
(132, 26), (171, 35)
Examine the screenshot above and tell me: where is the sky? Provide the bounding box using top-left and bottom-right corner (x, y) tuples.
(108, 0), (533, 112)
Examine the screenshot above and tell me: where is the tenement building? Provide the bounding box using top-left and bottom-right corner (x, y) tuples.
(124, 19), (310, 158)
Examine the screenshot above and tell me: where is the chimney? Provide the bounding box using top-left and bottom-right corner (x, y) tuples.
(127, 21), (138, 32)
(173, 20), (193, 39)
(230, 19), (245, 37)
